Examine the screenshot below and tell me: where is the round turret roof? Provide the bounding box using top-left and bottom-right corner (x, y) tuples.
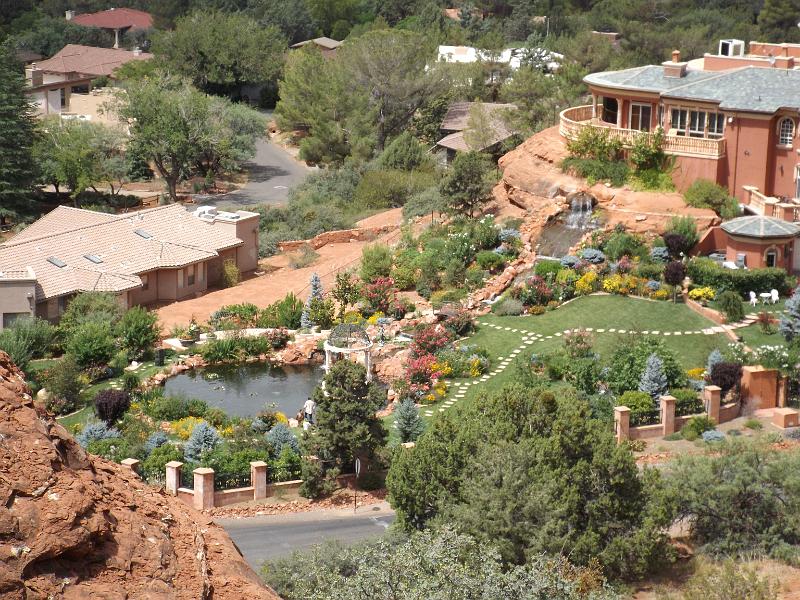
(720, 215), (800, 239)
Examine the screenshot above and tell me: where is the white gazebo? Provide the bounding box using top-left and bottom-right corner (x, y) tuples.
(323, 324), (374, 382)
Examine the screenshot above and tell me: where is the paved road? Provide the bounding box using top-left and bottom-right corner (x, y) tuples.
(217, 504), (395, 569)
(197, 136), (310, 208)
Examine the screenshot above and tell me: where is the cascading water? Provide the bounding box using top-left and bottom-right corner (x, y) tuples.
(534, 193), (600, 259)
(564, 196), (595, 230)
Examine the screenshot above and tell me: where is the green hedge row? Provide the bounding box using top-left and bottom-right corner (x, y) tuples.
(687, 257), (792, 296)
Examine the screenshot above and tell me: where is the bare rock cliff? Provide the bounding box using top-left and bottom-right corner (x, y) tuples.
(0, 351), (281, 600)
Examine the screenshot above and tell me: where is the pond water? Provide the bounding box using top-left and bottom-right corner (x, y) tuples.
(163, 362), (325, 418)
(536, 195), (601, 259)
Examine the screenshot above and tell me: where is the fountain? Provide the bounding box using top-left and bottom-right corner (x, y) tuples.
(535, 193), (600, 259)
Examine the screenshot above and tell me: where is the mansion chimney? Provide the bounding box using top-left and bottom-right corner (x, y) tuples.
(663, 49), (687, 78)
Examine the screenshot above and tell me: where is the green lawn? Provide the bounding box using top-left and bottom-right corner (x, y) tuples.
(736, 323), (788, 349)
(423, 295), (731, 413)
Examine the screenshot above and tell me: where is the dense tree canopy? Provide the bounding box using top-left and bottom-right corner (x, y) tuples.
(386, 384), (672, 580)
(154, 11), (286, 98)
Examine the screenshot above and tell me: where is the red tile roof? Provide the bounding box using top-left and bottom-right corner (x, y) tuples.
(71, 8), (153, 30)
(35, 44), (152, 77)
(0, 205), (249, 301)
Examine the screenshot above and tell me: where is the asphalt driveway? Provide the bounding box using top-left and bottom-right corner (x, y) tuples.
(198, 137), (310, 208)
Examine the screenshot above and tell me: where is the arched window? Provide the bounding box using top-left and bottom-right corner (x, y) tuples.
(779, 118), (795, 146)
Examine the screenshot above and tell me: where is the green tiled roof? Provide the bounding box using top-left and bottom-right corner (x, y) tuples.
(721, 215), (800, 238)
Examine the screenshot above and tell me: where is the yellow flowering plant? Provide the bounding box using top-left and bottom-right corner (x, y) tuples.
(575, 271), (598, 295)
(171, 416), (206, 440)
(688, 287), (716, 303)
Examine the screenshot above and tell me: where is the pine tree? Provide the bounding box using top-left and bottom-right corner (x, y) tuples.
(706, 348), (724, 376)
(184, 422), (221, 463)
(309, 272), (324, 300)
(0, 47), (37, 222)
(780, 287), (800, 344)
(638, 353), (668, 399)
(302, 272), (323, 328)
(395, 398), (424, 443)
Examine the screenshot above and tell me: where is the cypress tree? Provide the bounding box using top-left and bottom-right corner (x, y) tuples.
(0, 47), (37, 222)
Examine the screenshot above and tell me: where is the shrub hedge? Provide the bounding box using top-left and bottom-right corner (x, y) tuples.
(687, 257), (791, 296)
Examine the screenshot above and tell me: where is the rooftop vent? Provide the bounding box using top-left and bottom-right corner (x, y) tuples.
(84, 254), (103, 264)
(134, 228), (152, 239)
(47, 256), (67, 268)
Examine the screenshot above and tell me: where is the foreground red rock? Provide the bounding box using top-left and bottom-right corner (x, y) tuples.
(0, 351), (280, 600)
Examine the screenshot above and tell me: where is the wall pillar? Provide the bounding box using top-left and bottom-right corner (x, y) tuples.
(660, 395), (676, 436)
(250, 461), (268, 500)
(121, 458), (140, 476)
(364, 349), (372, 382)
(703, 385), (721, 423)
(193, 467), (215, 511)
(165, 460), (183, 496)
(614, 406), (630, 443)
(778, 376), (789, 408)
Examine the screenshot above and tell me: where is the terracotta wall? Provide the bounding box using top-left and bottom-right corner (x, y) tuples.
(127, 269), (159, 306)
(671, 155), (725, 193)
(741, 365), (779, 409)
(724, 236), (792, 270)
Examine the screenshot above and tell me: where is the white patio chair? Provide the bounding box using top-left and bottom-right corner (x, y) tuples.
(749, 291), (758, 307)
(771, 289), (780, 304)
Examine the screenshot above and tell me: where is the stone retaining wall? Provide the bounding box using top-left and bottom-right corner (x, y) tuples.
(278, 225), (396, 253)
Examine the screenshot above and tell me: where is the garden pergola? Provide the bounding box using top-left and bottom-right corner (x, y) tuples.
(323, 324), (374, 381)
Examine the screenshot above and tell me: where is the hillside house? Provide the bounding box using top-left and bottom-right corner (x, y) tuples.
(559, 40), (800, 221)
(437, 101), (517, 161)
(25, 44), (152, 120)
(0, 205), (258, 329)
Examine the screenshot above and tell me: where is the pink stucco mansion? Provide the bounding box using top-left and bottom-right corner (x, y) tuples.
(560, 39), (800, 224)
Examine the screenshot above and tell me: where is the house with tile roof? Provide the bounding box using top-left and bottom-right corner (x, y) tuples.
(25, 44), (151, 119)
(66, 8), (153, 48)
(290, 37), (342, 58)
(437, 101), (517, 161)
(0, 205), (259, 329)
(559, 40), (800, 228)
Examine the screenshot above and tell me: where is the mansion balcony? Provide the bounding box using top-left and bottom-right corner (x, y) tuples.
(559, 105), (727, 160)
(742, 186), (800, 222)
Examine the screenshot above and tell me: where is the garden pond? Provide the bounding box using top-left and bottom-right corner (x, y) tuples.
(163, 362), (325, 418)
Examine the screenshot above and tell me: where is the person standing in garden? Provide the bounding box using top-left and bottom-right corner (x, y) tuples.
(303, 397), (317, 425)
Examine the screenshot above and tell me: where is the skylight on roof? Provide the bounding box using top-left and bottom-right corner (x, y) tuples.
(84, 254), (103, 264)
(134, 228), (152, 239)
(47, 256), (67, 268)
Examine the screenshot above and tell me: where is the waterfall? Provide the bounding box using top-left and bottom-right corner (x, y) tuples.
(564, 196), (594, 230)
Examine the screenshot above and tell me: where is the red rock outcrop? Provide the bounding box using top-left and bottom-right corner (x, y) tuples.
(0, 351), (281, 600)
(494, 126), (719, 235)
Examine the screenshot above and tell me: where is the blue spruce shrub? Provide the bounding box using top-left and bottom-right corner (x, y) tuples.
(560, 255), (580, 268)
(579, 248), (605, 264)
(649, 246), (670, 263)
(77, 421), (120, 448)
(701, 429), (725, 443)
(183, 422), (221, 463)
(266, 423), (300, 456)
(144, 431), (169, 454)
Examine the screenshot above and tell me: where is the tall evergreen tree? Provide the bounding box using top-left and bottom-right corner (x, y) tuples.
(395, 399), (424, 443)
(0, 46), (37, 223)
(308, 360), (387, 469)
